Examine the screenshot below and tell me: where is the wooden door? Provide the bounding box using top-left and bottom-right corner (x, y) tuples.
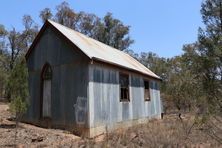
(41, 63), (52, 118)
(42, 79), (51, 117)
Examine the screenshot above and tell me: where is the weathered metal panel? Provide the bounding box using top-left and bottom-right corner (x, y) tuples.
(131, 76), (143, 119)
(51, 66), (62, 121)
(26, 71), (41, 120)
(154, 82), (161, 115)
(89, 64), (162, 129)
(26, 26), (89, 129)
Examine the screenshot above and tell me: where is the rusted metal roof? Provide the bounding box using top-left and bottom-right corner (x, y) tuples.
(48, 20), (160, 79)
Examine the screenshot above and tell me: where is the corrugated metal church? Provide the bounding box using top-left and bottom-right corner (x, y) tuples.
(25, 20), (162, 137)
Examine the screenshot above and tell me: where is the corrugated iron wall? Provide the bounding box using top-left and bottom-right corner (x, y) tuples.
(26, 26), (89, 128)
(88, 64), (162, 129)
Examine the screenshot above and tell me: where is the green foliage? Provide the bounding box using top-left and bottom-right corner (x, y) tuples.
(194, 0), (222, 116)
(49, 2), (134, 51)
(9, 96), (27, 115)
(0, 25), (9, 98)
(97, 12), (134, 50)
(22, 15), (39, 48)
(0, 55), (8, 98)
(8, 57), (29, 115)
(39, 8), (53, 23)
(165, 56), (197, 111)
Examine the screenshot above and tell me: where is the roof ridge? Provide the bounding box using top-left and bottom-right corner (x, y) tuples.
(48, 19), (127, 53)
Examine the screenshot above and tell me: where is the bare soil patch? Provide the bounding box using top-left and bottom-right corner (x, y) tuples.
(0, 103), (81, 147)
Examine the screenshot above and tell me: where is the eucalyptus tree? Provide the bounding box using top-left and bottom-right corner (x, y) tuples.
(42, 2), (134, 51)
(196, 0), (222, 115)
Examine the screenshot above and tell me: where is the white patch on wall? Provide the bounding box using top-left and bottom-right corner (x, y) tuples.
(74, 97), (87, 125)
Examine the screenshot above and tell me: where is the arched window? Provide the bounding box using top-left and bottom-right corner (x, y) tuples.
(42, 64), (52, 80)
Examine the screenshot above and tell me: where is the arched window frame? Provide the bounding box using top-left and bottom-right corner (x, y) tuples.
(41, 63), (52, 80)
(40, 62), (52, 119)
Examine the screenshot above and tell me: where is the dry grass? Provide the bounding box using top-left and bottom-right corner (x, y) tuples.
(0, 102), (221, 147)
(80, 114), (221, 148)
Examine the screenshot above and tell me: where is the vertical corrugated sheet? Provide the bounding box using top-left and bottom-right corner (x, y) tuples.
(89, 64), (162, 129)
(89, 66), (119, 127)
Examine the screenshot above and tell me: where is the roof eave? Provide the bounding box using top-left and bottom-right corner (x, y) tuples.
(91, 57), (162, 81)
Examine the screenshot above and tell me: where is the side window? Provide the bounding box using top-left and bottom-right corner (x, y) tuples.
(119, 73), (130, 102)
(144, 80), (150, 101)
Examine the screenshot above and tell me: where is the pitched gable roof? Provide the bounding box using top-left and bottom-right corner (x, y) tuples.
(26, 20), (161, 80)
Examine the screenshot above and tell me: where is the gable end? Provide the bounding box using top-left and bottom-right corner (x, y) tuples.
(25, 21), (91, 61)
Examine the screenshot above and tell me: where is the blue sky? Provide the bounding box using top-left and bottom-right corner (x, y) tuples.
(0, 0), (204, 57)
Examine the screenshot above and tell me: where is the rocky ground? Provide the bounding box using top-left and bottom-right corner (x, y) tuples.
(0, 102), (221, 147)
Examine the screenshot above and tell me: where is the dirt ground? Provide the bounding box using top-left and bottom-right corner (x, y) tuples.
(0, 102), (221, 148)
(0, 102), (83, 147)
